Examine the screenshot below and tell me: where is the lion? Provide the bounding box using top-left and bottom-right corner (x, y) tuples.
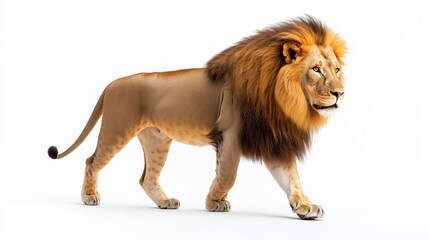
(48, 16), (346, 220)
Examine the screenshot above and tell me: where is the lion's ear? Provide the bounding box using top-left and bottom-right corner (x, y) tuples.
(283, 42), (302, 64)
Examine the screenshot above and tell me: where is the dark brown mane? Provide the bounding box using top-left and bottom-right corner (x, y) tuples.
(206, 16), (346, 163)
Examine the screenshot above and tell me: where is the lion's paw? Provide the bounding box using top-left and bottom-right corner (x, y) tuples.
(82, 193), (101, 206)
(158, 198), (180, 210)
(294, 203), (324, 220)
(206, 200), (231, 212)
(290, 195), (324, 220)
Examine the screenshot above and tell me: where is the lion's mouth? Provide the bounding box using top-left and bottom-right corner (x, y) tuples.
(313, 103), (337, 110)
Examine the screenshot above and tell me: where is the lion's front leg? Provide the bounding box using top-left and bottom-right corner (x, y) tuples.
(205, 128), (241, 212)
(267, 160), (324, 220)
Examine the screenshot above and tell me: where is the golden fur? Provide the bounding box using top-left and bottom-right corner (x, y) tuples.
(48, 16), (346, 220)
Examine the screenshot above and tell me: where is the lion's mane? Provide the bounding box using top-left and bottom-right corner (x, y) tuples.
(206, 16), (346, 163)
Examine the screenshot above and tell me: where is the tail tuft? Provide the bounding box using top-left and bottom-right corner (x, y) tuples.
(48, 146), (58, 159)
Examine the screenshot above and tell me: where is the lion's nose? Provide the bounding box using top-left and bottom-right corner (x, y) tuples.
(330, 91), (344, 99)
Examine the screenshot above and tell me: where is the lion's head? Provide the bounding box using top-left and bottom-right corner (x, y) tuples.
(302, 46), (345, 117)
(207, 16), (347, 162)
(277, 19), (347, 128)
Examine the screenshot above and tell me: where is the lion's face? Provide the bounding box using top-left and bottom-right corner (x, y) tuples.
(302, 46), (345, 118)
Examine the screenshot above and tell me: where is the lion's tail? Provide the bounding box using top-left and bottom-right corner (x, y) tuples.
(48, 90), (105, 160)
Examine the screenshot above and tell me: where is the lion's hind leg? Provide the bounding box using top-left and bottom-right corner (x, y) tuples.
(81, 110), (144, 205)
(81, 153), (101, 205)
(81, 130), (137, 206)
(137, 127), (180, 209)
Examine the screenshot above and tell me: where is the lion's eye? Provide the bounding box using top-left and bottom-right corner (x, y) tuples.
(312, 67), (320, 73)
(335, 68), (340, 73)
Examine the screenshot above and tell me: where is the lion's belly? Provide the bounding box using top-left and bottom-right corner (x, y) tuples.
(155, 124), (212, 146)
(149, 102), (218, 146)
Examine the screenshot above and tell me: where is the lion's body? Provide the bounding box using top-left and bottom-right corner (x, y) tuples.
(104, 69), (223, 147)
(48, 16), (346, 219)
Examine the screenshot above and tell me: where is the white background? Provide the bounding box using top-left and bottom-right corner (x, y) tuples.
(1, 0), (428, 239)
